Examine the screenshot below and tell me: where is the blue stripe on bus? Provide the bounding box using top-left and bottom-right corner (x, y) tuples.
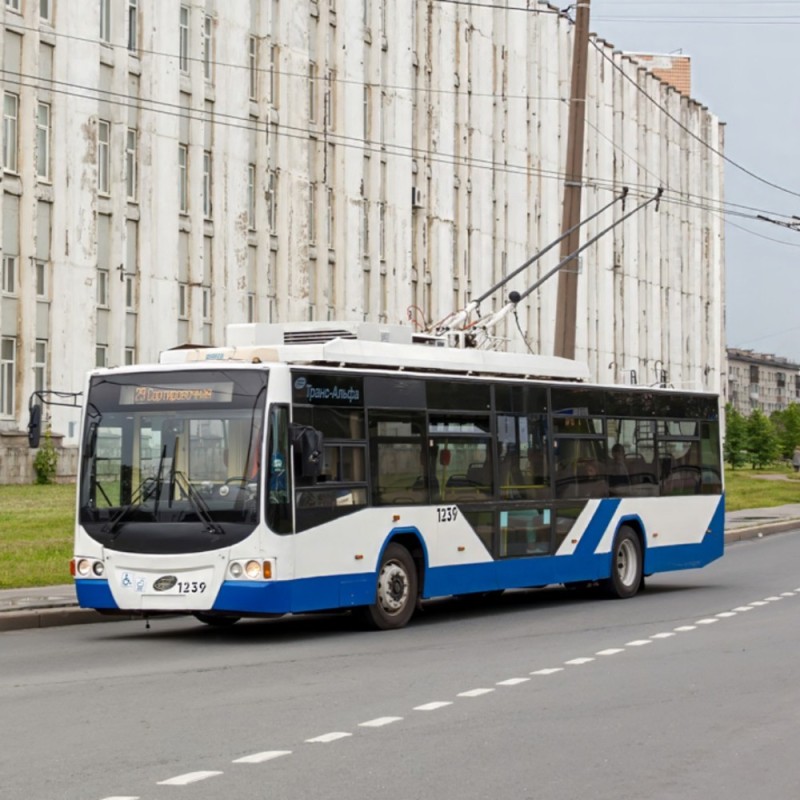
(573, 499), (622, 559)
(75, 579), (118, 609)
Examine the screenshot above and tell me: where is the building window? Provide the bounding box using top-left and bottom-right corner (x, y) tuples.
(268, 44), (278, 105)
(125, 275), (135, 309)
(247, 163), (256, 230)
(203, 150), (212, 218)
(178, 282), (189, 318)
(202, 287), (211, 320)
(34, 340), (47, 393)
(124, 348), (135, 366)
(3, 93), (19, 173)
(35, 260), (48, 297)
(179, 5), (189, 73)
(5, 0), (20, 12)
(266, 170), (277, 232)
(308, 62), (317, 123)
(97, 119), (110, 195)
(324, 69), (335, 130)
(1, 337), (15, 416)
(127, 0), (138, 52)
(308, 183), (316, 245)
(248, 36), (258, 100)
(125, 128), (137, 200)
(362, 199), (370, 257)
(247, 292), (256, 323)
(95, 345), (108, 368)
(96, 268), (109, 306)
(100, 0), (111, 43)
(379, 201), (386, 261)
(36, 102), (50, 180)
(178, 144), (188, 212)
(203, 14), (213, 81)
(327, 186), (334, 247)
(2, 256), (17, 295)
(40, 0), (51, 23)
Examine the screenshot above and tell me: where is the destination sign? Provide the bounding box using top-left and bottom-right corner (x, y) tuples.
(119, 382), (234, 406)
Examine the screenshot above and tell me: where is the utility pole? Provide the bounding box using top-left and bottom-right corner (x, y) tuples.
(553, 0), (591, 359)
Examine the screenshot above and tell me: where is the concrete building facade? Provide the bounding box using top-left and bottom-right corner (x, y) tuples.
(0, 0), (725, 452)
(726, 348), (800, 417)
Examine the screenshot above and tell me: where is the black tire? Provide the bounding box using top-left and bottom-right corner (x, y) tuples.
(603, 526), (643, 599)
(193, 612), (241, 627)
(358, 543), (418, 630)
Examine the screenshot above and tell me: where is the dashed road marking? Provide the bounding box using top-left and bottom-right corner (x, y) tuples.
(749, 600), (769, 606)
(531, 668), (564, 675)
(696, 618), (719, 625)
(565, 657), (595, 665)
(157, 772), (223, 786)
(596, 648), (624, 656)
(101, 796), (139, 799)
(733, 607), (753, 612)
(414, 701), (452, 711)
(626, 639), (652, 646)
(359, 717), (403, 728)
(232, 751), (292, 764)
(497, 677), (530, 686)
(458, 688), (495, 697)
(651, 632), (676, 639)
(716, 612), (737, 618)
(674, 625), (697, 632)
(306, 732), (352, 743)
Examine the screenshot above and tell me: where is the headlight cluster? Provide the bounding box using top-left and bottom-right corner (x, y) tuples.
(228, 559), (272, 580)
(71, 558), (105, 578)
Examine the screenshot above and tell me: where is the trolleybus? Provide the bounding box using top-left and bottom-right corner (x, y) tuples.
(51, 322), (723, 630)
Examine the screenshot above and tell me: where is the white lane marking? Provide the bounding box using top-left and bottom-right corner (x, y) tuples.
(674, 625), (697, 632)
(716, 612), (737, 618)
(749, 600), (768, 607)
(696, 618), (719, 625)
(496, 677), (530, 686)
(232, 751), (292, 764)
(596, 648), (624, 656)
(531, 668), (564, 675)
(458, 688), (495, 697)
(764, 596), (782, 602)
(780, 592), (795, 597)
(626, 639), (652, 647)
(651, 632), (676, 639)
(359, 717), (403, 728)
(414, 701), (452, 711)
(157, 772), (223, 786)
(733, 607), (754, 612)
(306, 732), (352, 743)
(565, 657), (595, 665)
(101, 796), (139, 799)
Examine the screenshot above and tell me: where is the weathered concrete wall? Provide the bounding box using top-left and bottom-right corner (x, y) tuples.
(0, 431), (78, 485)
(0, 0), (725, 447)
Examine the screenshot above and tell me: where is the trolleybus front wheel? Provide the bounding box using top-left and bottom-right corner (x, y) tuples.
(604, 525), (643, 599)
(358, 543), (418, 630)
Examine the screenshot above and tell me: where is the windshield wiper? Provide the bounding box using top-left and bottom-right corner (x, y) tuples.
(102, 476), (159, 536)
(172, 471), (225, 536)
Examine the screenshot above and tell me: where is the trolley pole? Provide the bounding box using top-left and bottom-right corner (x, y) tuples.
(553, 0), (592, 360)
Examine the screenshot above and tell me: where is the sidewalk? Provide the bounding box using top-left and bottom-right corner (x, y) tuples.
(3, 504), (800, 633)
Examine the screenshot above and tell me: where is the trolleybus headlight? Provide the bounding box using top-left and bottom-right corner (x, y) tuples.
(229, 562), (243, 579)
(92, 561), (105, 577)
(245, 560), (261, 579)
(76, 559), (92, 577)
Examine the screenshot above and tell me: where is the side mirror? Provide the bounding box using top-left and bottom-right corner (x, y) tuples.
(289, 423), (323, 478)
(28, 403), (42, 448)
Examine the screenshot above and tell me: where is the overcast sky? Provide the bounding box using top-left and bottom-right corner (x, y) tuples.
(588, 0), (800, 363)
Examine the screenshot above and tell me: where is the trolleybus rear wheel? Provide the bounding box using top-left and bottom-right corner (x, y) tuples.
(604, 526), (643, 599)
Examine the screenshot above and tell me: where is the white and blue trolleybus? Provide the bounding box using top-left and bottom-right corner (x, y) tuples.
(65, 322), (724, 629)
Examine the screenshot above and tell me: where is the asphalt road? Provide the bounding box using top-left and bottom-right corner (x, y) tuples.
(2, 531), (799, 800)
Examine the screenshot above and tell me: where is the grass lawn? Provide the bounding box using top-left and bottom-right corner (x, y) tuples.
(0, 484), (75, 589)
(0, 466), (799, 589)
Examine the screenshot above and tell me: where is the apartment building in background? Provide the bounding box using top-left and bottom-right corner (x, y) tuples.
(726, 348), (800, 416)
(0, 0), (725, 451)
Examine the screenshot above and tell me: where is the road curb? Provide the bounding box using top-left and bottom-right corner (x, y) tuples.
(723, 518), (800, 543)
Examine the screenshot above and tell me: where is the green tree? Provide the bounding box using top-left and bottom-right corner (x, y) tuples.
(724, 404), (748, 469)
(771, 403), (800, 460)
(746, 409), (780, 469)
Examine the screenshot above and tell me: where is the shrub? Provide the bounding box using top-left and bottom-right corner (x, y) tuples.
(33, 428), (59, 485)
